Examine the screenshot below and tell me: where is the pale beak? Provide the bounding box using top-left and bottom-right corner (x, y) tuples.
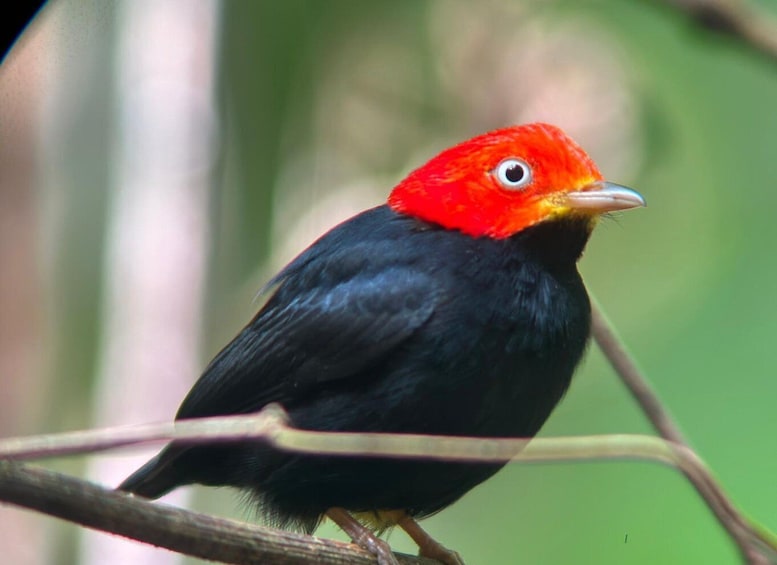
(562, 181), (646, 213)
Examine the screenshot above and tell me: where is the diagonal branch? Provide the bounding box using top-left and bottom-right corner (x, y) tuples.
(652, 0), (777, 66)
(589, 303), (687, 445)
(590, 301), (776, 564)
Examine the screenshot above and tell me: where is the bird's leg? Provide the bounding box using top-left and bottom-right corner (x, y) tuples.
(326, 507), (399, 565)
(397, 512), (465, 565)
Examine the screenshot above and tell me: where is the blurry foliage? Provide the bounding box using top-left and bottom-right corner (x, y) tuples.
(2, 0), (776, 564)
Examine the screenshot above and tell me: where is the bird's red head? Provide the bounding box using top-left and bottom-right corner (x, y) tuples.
(388, 123), (644, 239)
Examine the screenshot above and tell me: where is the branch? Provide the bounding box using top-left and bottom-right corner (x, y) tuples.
(653, 0), (777, 66)
(0, 404), (733, 470)
(1, 403), (774, 563)
(0, 459), (429, 565)
(1, 306), (775, 564)
(590, 301), (777, 564)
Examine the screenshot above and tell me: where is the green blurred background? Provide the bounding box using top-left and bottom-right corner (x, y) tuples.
(1, 0), (775, 564)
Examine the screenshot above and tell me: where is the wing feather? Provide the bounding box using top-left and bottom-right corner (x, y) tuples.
(176, 266), (437, 419)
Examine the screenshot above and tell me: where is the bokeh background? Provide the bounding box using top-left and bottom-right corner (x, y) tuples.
(1, 0), (776, 564)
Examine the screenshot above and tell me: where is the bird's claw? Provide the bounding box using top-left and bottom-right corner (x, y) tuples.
(367, 538), (399, 565)
(350, 528), (398, 565)
(419, 545), (465, 565)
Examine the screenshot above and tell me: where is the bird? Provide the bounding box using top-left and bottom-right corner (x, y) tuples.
(119, 123), (645, 565)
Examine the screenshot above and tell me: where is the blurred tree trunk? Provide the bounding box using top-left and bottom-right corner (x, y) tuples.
(77, 1), (220, 564)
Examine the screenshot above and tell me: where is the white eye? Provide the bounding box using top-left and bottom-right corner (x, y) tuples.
(494, 158), (532, 190)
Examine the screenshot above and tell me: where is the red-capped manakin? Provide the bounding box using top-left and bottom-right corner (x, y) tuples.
(119, 123), (645, 564)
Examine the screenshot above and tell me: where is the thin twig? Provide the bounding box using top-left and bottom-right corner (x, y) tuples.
(653, 0), (777, 66)
(589, 304), (687, 444)
(0, 404), (730, 470)
(0, 403), (290, 461)
(0, 400), (774, 562)
(590, 301), (776, 564)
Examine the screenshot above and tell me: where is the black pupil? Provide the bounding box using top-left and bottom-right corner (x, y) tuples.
(505, 163), (525, 183)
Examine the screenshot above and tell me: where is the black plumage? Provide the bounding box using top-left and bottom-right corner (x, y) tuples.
(119, 205), (593, 533)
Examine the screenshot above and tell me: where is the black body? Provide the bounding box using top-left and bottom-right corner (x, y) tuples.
(119, 205), (592, 532)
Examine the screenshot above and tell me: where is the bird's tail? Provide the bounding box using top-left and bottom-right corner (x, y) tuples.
(117, 452), (180, 499)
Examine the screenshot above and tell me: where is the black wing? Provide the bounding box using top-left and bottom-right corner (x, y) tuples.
(176, 264), (438, 419)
